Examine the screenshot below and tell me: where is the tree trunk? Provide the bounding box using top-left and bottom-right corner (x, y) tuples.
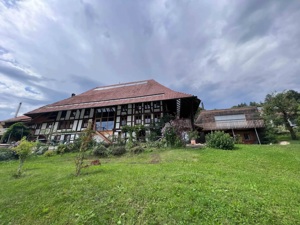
(284, 117), (297, 140)
(17, 158), (24, 177)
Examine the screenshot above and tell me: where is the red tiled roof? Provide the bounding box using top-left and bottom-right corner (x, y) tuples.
(25, 79), (197, 115)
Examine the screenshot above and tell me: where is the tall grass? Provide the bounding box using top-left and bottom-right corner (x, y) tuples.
(0, 142), (299, 224)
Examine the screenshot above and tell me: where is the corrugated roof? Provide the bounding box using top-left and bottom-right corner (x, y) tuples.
(25, 79), (197, 115)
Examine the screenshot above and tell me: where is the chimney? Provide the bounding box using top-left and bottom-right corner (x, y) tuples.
(71, 93), (76, 97)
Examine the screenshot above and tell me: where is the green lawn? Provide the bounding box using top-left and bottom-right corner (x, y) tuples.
(0, 143), (300, 224)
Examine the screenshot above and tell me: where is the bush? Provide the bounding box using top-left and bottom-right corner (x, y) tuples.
(44, 150), (56, 157)
(93, 144), (110, 157)
(206, 131), (234, 150)
(34, 143), (49, 155)
(130, 146), (145, 154)
(56, 142), (81, 154)
(0, 148), (17, 161)
(56, 144), (66, 155)
(110, 146), (126, 156)
(125, 140), (138, 150)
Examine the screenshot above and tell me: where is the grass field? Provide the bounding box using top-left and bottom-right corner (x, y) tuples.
(0, 141), (300, 224)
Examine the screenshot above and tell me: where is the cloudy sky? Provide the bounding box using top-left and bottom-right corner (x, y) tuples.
(1, 0), (300, 120)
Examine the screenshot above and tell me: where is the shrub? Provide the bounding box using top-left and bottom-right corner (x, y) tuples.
(130, 146), (145, 154)
(56, 144), (67, 155)
(13, 137), (37, 177)
(163, 126), (177, 147)
(44, 150), (56, 157)
(206, 131), (234, 150)
(34, 143), (49, 155)
(110, 146), (126, 156)
(0, 148), (17, 161)
(93, 144), (110, 157)
(125, 140), (138, 150)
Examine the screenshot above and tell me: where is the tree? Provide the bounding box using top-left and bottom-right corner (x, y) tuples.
(231, 101), (262, 108)
(1, 122), (30, 143)
(13, 137), (37, 177)
(263, 90), (300, 140)
(75, 119), (95, 176)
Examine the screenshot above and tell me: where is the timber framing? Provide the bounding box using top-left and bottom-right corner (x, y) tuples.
(24, 79), (201, 143)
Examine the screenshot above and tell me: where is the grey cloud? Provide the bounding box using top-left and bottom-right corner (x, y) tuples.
(0, 0), (300, 119)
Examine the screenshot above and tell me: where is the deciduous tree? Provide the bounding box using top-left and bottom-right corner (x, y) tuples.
(263, 90), (300, 140)
(13, 137), (36, 177)
(2, 122), (30, 143)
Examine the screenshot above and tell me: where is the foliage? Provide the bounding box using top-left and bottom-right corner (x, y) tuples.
(13, 137), (37, 177)
(43, 150), (56, 157)
(263, 90), (300, 140)
(0, 148), (17, 161)
(33, 141), (49, 155)
(206, 131), (235, 150)
(1, 122), (30, 143)
(92, 144), (110, 157)
(146, 130), (160, 142)
(161, 119), (188, 147)
(56, 144), (67, 155)
(75, 120), (95, 176)
(134, 124), (146, 142)
(188, 130), (199, 140)
(232, 101), (263, 108)
(110, 146), (126, 156)
(259, 114), (278, 144)
(57, 136), (95, 155)
(130, 146), (145, 154)
(121, 125), (135, 142)
(162, 126), (177, 147)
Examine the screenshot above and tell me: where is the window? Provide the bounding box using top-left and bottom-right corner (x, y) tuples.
(154, 113), (161, 123)
(95, 118), (114, 131)
(54, 135), (61, 142)
(46, 122), (52, 129)
(121, 105), (128, 112)
(153, 101), (161, 109)
(135, 115), (142, 125)
(121, 116), (127, 126)
(144, 102), (151, 110)
(215, 114), (247, 128)
(58, 121), (73, 129)
(84, 109), (90, 117)
(95, 107), (115, 131)
(244, 133), (251, 140)
(70, 110), (77, 117)
(82, 119), (89, 128)
(144, 114), (151, 124)
(64, 134), (71, 143)
(135, 103), (142, 113)
(48, 112), (57, 120)
(60, 111), (67, 119)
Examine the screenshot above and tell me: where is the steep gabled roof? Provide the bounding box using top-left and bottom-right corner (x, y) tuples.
(195, 107), (264, 130)
(25, 79), (198, 115)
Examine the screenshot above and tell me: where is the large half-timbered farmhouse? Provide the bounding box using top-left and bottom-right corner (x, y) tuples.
(24, 79), (200, 143)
